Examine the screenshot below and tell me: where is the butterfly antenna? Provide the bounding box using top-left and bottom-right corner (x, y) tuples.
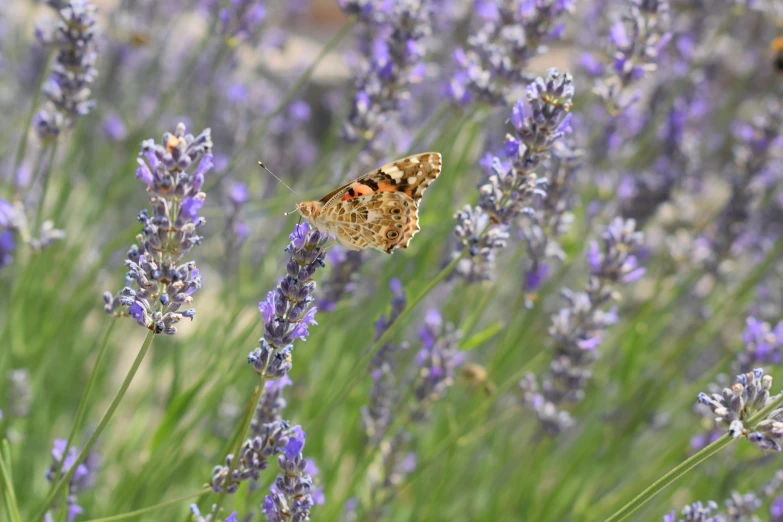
(258, 161), (301, 198)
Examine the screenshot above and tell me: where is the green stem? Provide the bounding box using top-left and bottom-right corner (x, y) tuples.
(48, 320), (116, 496)
(212, 384), (263, 514)
(82, 489), (208, 522)
(34, 142), (59, 233)
(0, 443), (22, 522)
(9, 50), (54, 200)
(310, 251), (465, 426)
(33, 330), (155, 522)
(605, 391), (783, 522)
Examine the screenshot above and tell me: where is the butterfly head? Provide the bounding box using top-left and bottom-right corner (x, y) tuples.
(295, 201), (321, 221)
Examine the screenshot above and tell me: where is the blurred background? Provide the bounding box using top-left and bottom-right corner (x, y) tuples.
(0, 0), (782, 521)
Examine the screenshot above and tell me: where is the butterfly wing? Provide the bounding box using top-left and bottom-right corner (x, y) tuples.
(320, 152), (442, 210)
(319, 191), (420, 253)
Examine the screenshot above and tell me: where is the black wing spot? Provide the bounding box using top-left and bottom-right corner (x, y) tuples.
(386, 230), (399, 239)
(347, 187), (355, 197)
(364, 179), (379, 191)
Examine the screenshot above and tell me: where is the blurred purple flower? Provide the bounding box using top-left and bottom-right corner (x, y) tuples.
(450, 0), (574, 106)
(35, 0), (99, 141)
(45, 438), (100, 522)
(454, 69), (573, 282)
(522, 218), (646, 434)
(102, 114), (127, 142)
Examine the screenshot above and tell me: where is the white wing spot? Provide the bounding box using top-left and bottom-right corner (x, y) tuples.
(407, 176), (417, 184)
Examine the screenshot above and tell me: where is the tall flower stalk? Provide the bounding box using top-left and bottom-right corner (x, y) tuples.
(339, 0), (435, 164)
(103, 123), (212, 334)
(521, 217), (646, 434)
(209, 224), (326, 522)
(35, 0), (99, 142)
(450, 0), (575, 106)
(453, 68), (573, 282)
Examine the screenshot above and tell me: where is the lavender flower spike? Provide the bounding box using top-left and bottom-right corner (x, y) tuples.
(697, 368), (783, 452)
(593, 0), (671, 115)
(210, 224), (327, 495)
(35, 0), (99, 141)
(340, 0), (435, 162)
(248, 223), (328, 380)
(45, 439), (100, 521)
(263, 427), (317, 522)
(522, 218), (646, 434)
(450, 0), (575, 106)
(103, 123), (212, 335)
(453, 69), (574, 282)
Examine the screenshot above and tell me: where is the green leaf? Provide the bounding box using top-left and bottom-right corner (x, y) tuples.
(461, 322), (504, 351)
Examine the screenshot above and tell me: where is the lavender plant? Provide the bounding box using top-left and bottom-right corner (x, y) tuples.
(453, 68), (573, 282)
(44, 439), (100, 521)
(521, 217), (646, 434)
(339, 0), (435, 163)
(697, 369), (783, 452)
(210, 223), (326, 507)
(450, 0), (575, 106)
(103, 123), (212, 334)
(35, 0), (99, 141)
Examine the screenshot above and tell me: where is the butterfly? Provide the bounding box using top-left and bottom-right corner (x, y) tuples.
(295, 152), (442, 254)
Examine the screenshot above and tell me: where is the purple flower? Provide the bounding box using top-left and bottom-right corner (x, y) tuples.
(248, 223), (328, 380)
(451, 0), (574, 105)
(284, 427), (305, 458)
(104, 124), (212, 335)
(135, 159), (153, 185)
(230, 182), (249, 205)
(289, 222), (309, 250)
(340, 0), (435, 160)
(45, 438), (99, 521)
(102, 114), (127, 141)
(181, 196), (204, 221)
(454, 70), (573, 282)
(522, 218), (646, 434)
(35, 1), (99, 141)
(697, 369), (783, 452)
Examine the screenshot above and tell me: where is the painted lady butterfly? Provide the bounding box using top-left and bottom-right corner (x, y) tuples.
(296, 152), (442, 253)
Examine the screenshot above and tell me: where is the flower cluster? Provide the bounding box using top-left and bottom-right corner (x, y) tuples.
(45, 439), (100, 522)
(697, 368), (783, 452)
(521, 217), (646, 434)
(350, 306), (462, 520)
(247, 223), (328, 380)
(252, 376), (292, 436)
(210, 419), (291, 494)
(705, 99), (782, 267)
(663, 500), (719, 522)
(35, 0), (99, 141)
(519, 140), (581, 303)
(262, 427), (319, 522)
(734, 316), (783, 373)
(0, 200), (16, 269)
(211, 223), (326, 499)
(411, 309), (463, 421)
(450, 0), (575, 106)
(592, 0), (671, 115)
(362, 278), (408, 445)
(453, 69), (573, 282)
(103, 123), (212, 335)
(340, 0), (434, 160)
